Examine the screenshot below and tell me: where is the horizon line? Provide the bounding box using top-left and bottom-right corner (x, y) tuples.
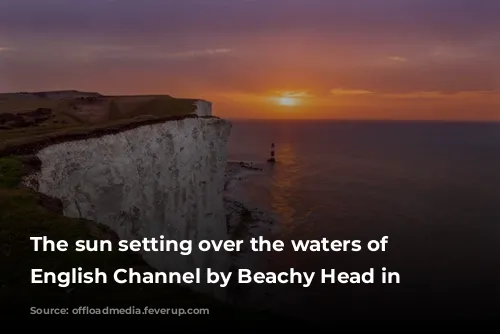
(222, 117), (500, 123)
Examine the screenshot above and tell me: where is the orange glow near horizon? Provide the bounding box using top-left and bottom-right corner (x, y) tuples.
(266, 91), (311, 110)
(91, 84), (500, 121)
(203, 88), (500, 121)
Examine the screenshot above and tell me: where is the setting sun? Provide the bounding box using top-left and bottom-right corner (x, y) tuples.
(278, 97), (299, 106)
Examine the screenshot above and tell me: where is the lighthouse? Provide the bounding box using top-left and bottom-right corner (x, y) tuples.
(267, 143), (276, 163)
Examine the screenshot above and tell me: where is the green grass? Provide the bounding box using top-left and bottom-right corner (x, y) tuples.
(0, 94), (198, 156)
(0, 157), (23, 188)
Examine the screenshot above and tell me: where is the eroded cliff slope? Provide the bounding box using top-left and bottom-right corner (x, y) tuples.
(25, 115), (232, 300)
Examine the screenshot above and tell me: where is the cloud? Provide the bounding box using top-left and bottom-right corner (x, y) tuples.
(388, 56), (407, 62)
(2, 0), (499, 44)
(54, 45), (233, 62)
(330, 89), (374, 95)
(85, 47), (232, 61)
(0, 46), (15, 52)
(164, 48), (232, 59)
(277, 91), (312, 98)
(381, 90), (498, 99)
(431, 46), (477, 60)
(330, 89), (499, 99)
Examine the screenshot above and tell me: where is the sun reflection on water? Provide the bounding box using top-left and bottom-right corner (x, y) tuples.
(268, 143), (301, 229)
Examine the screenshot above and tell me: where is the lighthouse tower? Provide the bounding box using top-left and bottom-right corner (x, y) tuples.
(267, 143), (276, 163)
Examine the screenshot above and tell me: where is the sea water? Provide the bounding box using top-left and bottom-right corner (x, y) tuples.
(227, 119), (500, 321)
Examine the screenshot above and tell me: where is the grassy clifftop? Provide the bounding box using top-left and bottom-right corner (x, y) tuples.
(0, 91), (199, 156)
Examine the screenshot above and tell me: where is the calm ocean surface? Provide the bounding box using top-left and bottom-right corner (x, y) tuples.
(226, 120), (500, 320)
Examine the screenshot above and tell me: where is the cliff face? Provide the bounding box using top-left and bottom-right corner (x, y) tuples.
(25, 103), (232, 300)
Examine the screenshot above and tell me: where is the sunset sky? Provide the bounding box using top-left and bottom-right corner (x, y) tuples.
(1, 0), (499, 120)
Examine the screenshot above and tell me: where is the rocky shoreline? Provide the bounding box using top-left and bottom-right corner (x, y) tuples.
(223, 161), (277, 307)
(223, 161), (273, 241)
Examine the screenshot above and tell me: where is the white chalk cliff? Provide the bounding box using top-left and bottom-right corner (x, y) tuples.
(25, 101), (232, 300)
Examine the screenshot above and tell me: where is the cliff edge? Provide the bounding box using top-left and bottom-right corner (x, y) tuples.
(25, 116), (231, 300)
